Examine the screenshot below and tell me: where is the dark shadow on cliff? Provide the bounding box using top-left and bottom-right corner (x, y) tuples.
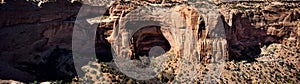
(130, 25), (171, 60)
(221, 13), (283, 62)
(95, 28), (113, 62)
(13, 46), (77, 83)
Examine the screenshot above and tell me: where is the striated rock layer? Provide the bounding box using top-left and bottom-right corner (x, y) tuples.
(100, 0), (228, 65)
(100, 1), (300, 62)
(219, 2), (300, 61)
(0, 0), (81, 82)
(0, 0), (299, 83)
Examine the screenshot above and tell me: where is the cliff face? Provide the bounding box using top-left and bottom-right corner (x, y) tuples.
(0, 0), (299, 83)
(97, 1), (300, 83)
(102, 0), (300, 62)
(100, 0), (228, 65)
(0, 0), (80, 82)
(220, 2), (300, 61)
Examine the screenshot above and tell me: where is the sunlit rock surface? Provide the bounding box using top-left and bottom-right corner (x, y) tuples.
(0, 0), (299, 83)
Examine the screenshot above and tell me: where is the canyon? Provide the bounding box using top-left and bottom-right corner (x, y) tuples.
(0, 0), (299, 83)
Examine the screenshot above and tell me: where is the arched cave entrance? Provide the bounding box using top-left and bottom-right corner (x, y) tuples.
(129, 25), (171, 60)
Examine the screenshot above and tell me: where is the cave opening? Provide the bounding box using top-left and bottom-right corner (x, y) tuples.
(129, 25), (171, 60)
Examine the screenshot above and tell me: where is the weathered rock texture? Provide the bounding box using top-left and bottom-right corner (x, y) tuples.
(99, 0), (228, 66)
(0, 0), (299, 83)
(0, 0), (81, 82)
(81, 0), (300, 83)
(130, 25), (171, 59)
(219, 2), (300, 61)
(99, 0), (300, 62)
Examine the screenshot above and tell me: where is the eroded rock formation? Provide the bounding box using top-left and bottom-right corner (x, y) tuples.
(219, 2), (300, 61)
(0, 0), (80, 82)
(130, 25), (171, 59)
(0, 0), (299, 83)
(99, 0), (228, 65)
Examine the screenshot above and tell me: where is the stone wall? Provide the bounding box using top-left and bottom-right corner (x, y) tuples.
(0, 0), (299, 83)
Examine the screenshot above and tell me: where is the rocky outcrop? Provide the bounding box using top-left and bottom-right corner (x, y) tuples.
(100, 0), (228, 64)
(0, 0), (299, 83)
(0, 0), (80, 82)
(219, 2), (300, 61)
(130, 25), (171, 59)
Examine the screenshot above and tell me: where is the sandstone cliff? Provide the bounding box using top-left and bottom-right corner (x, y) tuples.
(0, 0), (299, 83)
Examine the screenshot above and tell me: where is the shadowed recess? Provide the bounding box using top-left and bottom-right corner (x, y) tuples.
(130, 25), (171, 60)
